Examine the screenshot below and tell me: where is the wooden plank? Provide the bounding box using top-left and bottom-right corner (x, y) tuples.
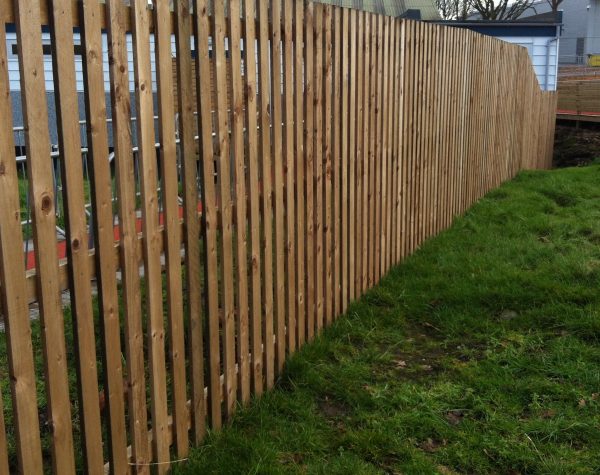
(154, 0), (188, 456)
(441, 26), (451, 230)
(429, 25), (438, 237)
(103, 1), (146, 470)
(355, 10), (365, 297)
(0, 19), (44, 475)
(13, 1), (76, 472)
(175, 0), (205, 443)
(378, 15), (386, 277)
(193, 0), (222, 428)
(314, 3), (324, 331)
(400, 20), (412, 260)
(304, 0), (315, 342)
(283, 0), (296, 352)
(271, 0), (287, 373)
(131, 0), (170, 468)
(341, 7), (351, 311)
(257, 0), (275, 388)
(0, 0), (286, 39)
(48, 0), (104, 471)
(416, 21), (425, 247)
(243, 0), (265, 395)
(380, 16), (390, 275)
(393, 19), (403, 263)
(361, 11), (370, 293)
(323, 5), (333, 325)
(229, 0), (251, 405)
(212, 0), (237, 417)
(410, 21), (421, 255)
(421, 22), (430, 244)
(389, 18), (397, 267)
(368, 13), (377, 287)
(295, 0), (306, 345)
(333, 6), (342, 318)
(348, 8), (358, 302)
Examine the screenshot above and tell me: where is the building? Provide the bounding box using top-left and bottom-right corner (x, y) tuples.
(519, 0), (600, 64)
(435, 16), (562, 90)
(4, 23), (175, 151)
(314, 0), (441, 20)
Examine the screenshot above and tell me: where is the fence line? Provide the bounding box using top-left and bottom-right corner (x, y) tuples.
(556, 79), (600, 119)
(0, 0), (556, 473)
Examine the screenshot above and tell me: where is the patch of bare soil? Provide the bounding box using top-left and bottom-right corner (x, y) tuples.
(553, 125), (600, 167)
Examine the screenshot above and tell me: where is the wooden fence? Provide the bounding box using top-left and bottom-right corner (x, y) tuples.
(556, 80), (600, 122)
(0, 0), (556, 473)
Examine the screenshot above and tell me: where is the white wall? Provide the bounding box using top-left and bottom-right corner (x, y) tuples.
(586, 0), (600, 55)
(497, 35), (558, 91)
(5, 31), (177, 93)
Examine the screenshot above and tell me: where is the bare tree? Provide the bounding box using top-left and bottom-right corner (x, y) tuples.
(436, 0), (471, 19)
(545, 0), (564, 12)
(470, 0), (535, 20)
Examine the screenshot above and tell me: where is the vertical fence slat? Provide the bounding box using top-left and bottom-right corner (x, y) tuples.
(401, 20), (411, 260)
(175, 0), (206, 443)
(212, 0), (237, 418)
(380, 16), (389, 275)
(361, 11), (370, 293)
(103, 1), (146, 470)
(368, 13), (377, 287)
(295, 0), (306, 346)
(314, 3), (324, 332)
(353, 12), (368, 298)
(0, 18), (43, 475)
(257, 0), (276, 387)
(323, 5), (333, 325)
(131, 0), (170, 468)
(271, 0), (287, 373)
(348, 8), (357, 303)
(393, 19), (403, 264)
(304, 0), (315, 342)
(341, 7), (350, 311)
(283, 0), (297, 352)
(380, 17), (393, 275)
(48, 0), (104, 471)
(244, 0), (265, 396)
(229, 0), (251, 405)
(194, 0), (222, 429)
(13, 1), (76, 471)
(333, 6), (342, 318)
(154, 0), (188, 457)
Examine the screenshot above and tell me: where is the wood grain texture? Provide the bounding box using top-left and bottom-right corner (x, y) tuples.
(104, 0), (145, 470)
(175, 0), (206, 444)
(0, 3), (558, 470)
(244, 0), (265, 395)
(131, 0), (170, 469)
(48, 0), (103, 471)
(0, 16), (43, 475)
(14, 1), (76, 471)
(154, 0), (188, 457)
(194, 0), (222, 429)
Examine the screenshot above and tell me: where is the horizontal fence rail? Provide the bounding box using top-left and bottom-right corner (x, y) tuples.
(0, 0), (556, 473)
(557, 79), (600, 120)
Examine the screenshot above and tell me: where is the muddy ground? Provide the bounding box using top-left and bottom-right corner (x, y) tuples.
(553, 123), (600, 167)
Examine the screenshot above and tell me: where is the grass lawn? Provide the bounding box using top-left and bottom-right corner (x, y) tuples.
(176, 165), (600, 474)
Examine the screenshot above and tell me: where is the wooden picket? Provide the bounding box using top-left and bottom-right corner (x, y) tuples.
(0, 1), (557, 472)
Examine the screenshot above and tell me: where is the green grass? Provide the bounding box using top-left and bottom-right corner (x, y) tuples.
(175, 165), (600, 474)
